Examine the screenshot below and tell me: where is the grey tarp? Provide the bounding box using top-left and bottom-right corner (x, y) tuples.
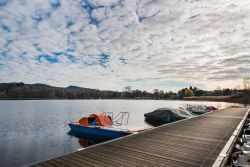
(144, 108), (193, 126)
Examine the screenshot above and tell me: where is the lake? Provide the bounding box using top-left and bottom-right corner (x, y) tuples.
(0, 100), (238, 167)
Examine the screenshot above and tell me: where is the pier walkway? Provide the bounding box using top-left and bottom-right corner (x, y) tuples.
(31, 108), (248, 167)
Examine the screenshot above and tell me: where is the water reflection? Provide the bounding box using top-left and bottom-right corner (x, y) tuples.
(67, 130), (105, 147)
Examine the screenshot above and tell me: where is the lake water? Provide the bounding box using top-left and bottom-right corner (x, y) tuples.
(0, 100), (238, 167)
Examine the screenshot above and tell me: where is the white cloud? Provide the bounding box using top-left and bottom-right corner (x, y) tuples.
(0, 0), (250, 91)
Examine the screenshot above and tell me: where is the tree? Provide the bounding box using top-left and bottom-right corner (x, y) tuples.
(0, 91), (7, 98)
(194, 89), (205, 96)
(16, 82), (25, 87)
(178, 88), (186, 98)
(243, 76), (250, 90)
(164, 91), (177, 99)
(153, 89), (159, 100)
(185, 89), (194, 97)
(159, 90), (164, 99)
(223, 88), (232, 96)
(123, 86), (132, 92)
(123, 86), (132, 98)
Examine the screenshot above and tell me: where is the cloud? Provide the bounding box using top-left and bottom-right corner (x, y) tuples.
(0, 0), (250, 91)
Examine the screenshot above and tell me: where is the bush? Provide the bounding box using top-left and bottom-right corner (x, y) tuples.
(185, 89), (194, 97)
(0, 91), (7, 98)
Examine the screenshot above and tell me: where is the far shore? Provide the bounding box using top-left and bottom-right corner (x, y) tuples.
(0, 96), (249, 105)
(184, 95), (250, 104)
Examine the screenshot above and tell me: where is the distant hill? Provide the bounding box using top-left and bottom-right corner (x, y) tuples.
(0, 82), (94, 91)
(0, 82), (157, 100)
(30, 83), (53, 89)
(66, 85), (94, 92)
(0, 82), (114, 99)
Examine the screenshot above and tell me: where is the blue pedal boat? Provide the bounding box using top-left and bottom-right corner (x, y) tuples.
(68, 123), (131, 140)
(68, 113), (132, 141)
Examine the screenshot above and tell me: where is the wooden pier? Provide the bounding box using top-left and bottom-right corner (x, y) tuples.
(31, 108), (249, 167)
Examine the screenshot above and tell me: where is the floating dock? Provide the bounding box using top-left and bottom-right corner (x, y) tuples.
(31, 108), (249, 167)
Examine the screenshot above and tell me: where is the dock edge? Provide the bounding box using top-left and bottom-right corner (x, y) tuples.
(212, 108), (250, 167)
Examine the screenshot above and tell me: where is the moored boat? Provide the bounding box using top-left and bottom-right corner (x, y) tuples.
(144, 108), (193, 126)
(186, 104), (218, 115)
(68, 113), (132, 141)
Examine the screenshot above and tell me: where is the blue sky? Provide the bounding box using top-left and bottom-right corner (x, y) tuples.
(0, 0), (250, 91)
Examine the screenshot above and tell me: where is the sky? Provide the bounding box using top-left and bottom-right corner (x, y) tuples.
(0, 0), (250, 92)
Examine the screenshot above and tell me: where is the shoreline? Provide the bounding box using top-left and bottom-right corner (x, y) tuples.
(184, 95), (250, 105)
(0, 96), (249, 104)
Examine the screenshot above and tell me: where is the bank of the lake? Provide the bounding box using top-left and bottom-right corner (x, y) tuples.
(184, 95), (250, 104)
(1, 95), (249, 105)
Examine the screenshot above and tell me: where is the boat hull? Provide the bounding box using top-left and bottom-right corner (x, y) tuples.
(191, 111), (206, 115)
(68, 123), (130, 141)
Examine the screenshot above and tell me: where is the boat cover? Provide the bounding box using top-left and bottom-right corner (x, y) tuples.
(144, 108), (192, 124)
(79, 114), (113, 127)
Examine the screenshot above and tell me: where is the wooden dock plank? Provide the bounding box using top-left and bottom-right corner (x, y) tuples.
(108, 144), (201, 166)
(69, 153), (105, 167)
(76, 151), (122, 167)
(92, 145), (188, 167)
(43, 159), (69, 167)
(60, 156), (90, 167)
(83, 151), (134, 167)
(31, 164), (47, 167)
(32, 108), (248, 167)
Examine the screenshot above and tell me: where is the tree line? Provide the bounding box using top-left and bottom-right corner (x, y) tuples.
(0, 82), (177, 99)
(0, 82), (248, 100)
(177, 86), (242, 98)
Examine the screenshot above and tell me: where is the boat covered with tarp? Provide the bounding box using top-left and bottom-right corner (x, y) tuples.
(186, 104), (218, 115)
(68, 112), (133, 141)
(144, 108), (193, 126)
